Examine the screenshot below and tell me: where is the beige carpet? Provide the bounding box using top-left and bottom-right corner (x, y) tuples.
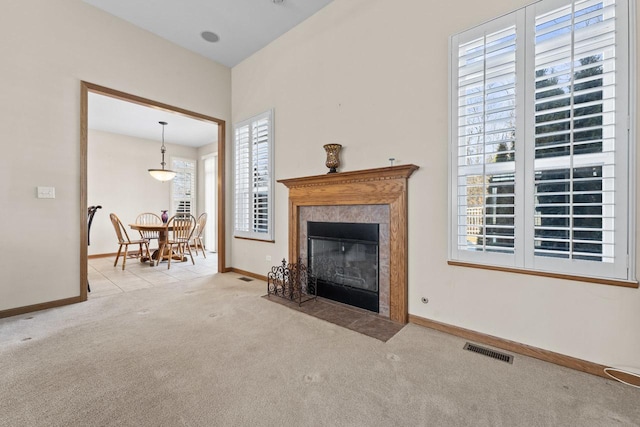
(1, 273), (639, 427)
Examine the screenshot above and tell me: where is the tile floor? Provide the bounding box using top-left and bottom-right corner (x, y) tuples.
(88, 250), (218, 298)
(264, 294), (405, 342)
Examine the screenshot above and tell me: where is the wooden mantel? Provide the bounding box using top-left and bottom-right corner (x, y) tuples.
(278, 164), (419, 323)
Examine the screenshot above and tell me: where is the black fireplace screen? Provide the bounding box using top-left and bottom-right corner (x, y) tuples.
(307, 222), (379, 312)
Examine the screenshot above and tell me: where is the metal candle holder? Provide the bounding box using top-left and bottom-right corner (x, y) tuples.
(323, 144), (342, 173)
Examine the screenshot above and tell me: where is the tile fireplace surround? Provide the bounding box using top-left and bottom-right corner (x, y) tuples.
(278, 164), (419, 323)
(300, 205), (390, 315)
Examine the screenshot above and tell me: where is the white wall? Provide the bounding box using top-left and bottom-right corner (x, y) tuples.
(231, 0), (640, 369)
(87, 130), (199, 255)
(197, 145), (218, 252)
(197, 143), (218, 218)
(0, 0), (230, 311)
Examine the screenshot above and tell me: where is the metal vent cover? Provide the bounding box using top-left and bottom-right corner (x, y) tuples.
(238, 277), (253, 282)
(464, 342), (514, 364)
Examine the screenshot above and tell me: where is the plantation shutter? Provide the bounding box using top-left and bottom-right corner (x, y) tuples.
(171, 158), (196, 216)
(252, 117), (270, 234)
(234, 110), (274, 240)
(532, 0), (617, 264)
(454, 17), (519, 260)
(234, 124), (251, 233)
(450, 0), (631, 281)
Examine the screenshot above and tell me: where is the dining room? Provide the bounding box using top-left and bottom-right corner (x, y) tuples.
(87, 91), (220, 297)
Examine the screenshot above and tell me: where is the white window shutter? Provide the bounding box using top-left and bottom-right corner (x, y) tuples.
(171, 158), (196, 216)
(532, 0), (617, 263)
(234, 110), (274, 241)
(449, 0), (632, 281)
(456, 22), (518, 256)
(235, 124), (251, 233)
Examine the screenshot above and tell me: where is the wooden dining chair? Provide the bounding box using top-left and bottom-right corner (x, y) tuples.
(157, 213), (196, 269)
(110, 213), (151, 270)
(190, 212), (208, 258)
(135, 212), (162, 248)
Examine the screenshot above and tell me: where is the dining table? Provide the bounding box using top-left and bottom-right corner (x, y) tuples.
(129, 223), (186, 265)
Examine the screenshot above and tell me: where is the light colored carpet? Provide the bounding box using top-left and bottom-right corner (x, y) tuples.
(1, 273), (638, 427)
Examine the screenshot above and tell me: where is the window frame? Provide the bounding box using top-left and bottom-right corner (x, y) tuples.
(448, 0), (636, 283)
(170, 156), (196, 217)
(233, 109), (274, 242)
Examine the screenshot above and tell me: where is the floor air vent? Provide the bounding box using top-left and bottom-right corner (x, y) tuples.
(464, 342), (514, 364)
(238, 277), (253, 282)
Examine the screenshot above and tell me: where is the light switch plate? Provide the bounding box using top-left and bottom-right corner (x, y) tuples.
(37, 186), (55, 199)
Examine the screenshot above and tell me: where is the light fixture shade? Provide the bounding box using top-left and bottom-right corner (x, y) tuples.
(148, 168), (177, 181)
(149, 121), (177, 181)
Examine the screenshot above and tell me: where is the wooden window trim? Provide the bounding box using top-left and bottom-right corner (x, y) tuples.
(234, 236), (275, 243)
(448, 260), (639, 289)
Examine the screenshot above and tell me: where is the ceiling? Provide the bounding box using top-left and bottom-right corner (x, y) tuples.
(88, 92), (219, 148)
(83, 0), (334, 68)
(85, 0), (333, 147)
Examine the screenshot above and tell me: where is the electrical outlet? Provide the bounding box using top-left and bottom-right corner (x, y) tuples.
(37, 186), (55, 199)
(266, 255), (272, 262)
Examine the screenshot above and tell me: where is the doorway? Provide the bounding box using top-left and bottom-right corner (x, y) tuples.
(80, 81), (226, 300)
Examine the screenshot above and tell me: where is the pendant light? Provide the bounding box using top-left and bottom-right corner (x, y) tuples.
(148, 121), (177, 181)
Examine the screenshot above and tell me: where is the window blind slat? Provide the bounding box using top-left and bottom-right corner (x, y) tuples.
(234, 110), (274, 239)
(456, 23), (517, 255)
(533, 0), (617, 263)
(451, 0), (630, 279)
(172, 158), (196, 216)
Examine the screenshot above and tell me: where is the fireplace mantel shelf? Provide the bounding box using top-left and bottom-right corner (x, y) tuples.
(278, 164), (419, 188)
(279, 164), (419, 324)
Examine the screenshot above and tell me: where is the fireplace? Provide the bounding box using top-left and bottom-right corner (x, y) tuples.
(278, 164), (418, 323)
(308, 222), (380, 312)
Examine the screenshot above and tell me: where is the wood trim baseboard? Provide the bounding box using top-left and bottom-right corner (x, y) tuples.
(88, 251), (153, 259)
(88, 253), (117, 259)
(409, 314), (611, 379)
(0, 296), (85, 319)
(228, 268), (268, 282)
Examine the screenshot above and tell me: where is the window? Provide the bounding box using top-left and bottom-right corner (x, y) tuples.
(449, 0), (633, 281)
(233, 110), (274, 241)
(171, 157), (196, 216)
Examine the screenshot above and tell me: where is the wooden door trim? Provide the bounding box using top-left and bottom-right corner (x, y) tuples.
(80, 81), (226, 299)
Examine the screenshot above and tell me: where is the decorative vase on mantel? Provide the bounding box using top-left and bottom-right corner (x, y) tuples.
(161, 210), (168, 224)
(323, 144), (342, 174)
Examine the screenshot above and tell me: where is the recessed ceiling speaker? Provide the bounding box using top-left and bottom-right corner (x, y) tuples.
(201, 31), (220, 43)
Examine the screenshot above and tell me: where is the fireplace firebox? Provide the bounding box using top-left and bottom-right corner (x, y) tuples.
(307, 221), (379, 312)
